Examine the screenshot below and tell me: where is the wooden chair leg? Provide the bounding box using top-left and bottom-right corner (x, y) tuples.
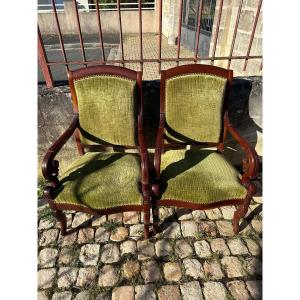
(55, 210), (67, 236)
(143, 206), (150, 239)
(232, 183), (256, 234)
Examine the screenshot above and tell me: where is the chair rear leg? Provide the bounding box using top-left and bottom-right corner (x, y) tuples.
(233, 183), (256, 234)
(55, 210), (67, 236)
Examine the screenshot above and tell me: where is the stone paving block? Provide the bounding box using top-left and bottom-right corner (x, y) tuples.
(108, 213), (123, 223)
(120, 240), (137, 255)
(137, 240), (155, 260)
(244, 238), (261, 256)
(198, 221), (217, 236)
(220, 206), (236, 220)
(110, 226), (129, 241)
(194, 240), (212, 258)
(39, 218), (55, 230)
(251, 220), (262, 234)
(192, 210), (206, 222)
(98, 265), (119, 287)
(58, 247), (77, 265)
(210, 238), (230, 255)
(123, 211), (140, 224)
(244, 257), (262, 276)
(95, 227), (110, 243)
(112, 286), (134, 300)
(227, 280), (251, 300)
(183, 258), (204, 279)
(38, 248), (58, 268)
(228, 238), (249, 255)
(159, 207), (175, 221)
(95, 292), (111, 300)
(157, 285), (181, 300)
(38, 268), (56, 289)
(135, 284), (156, 300)
(205, 208), (222, 220)
(163, 262), (182, 282)
(203, 260), (224, 280)
(221, 256), (246, 278)
(60, 232), (77, 247)
(92, 215), (107, 227)
(177, 208), (193, 220)
(155, 240), (172, 257)
(174, 239), (193, 259)
(77, 228), (94, 244)
(72, 212), (90, 228)
(141, 260), (162, 283)
(100, 243), (120, 263)
(216, 220), (235, 236)
(181, 220), (198, 237)
(129, 224), (144, 239)
(51, 291), (72, 300)
(76, 266), (97, 287)
(203, 282), (227, 300)
(245, 280), (262, 299)
(180, 281), (204, 300)
(122, 260), (140, 279)
(57, 267), (78, 288)
(79, 244), (100, 266)
(38, 291), (49, 300)
(73, 291), (90, 300)
(161, 222), (181, 238)
(39, 229), (59, 246)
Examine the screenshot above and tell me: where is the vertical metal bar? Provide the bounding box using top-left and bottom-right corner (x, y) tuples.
(138, 0), (143, 73)
(51, 0), (69, 72)
(72, 0), (87, 67)
(243, 0), (262, 71)
(176, 0), (184, 66)
(194, 0), (204, 63)
(227, 0), (243, 69)
(95, 1), (106, 63)
(117, 0), (125, 67)
(38, 27), (54, 88)
(158, 0), (163, 73)
(210, 0), (224, 65)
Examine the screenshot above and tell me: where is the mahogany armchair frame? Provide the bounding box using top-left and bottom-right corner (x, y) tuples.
(152, 64), (259, 234)
(42, 65), (151, 239)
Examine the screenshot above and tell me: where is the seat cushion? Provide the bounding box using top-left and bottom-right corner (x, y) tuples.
(55, 152), (143, 209)
(160, 149), (247, 204)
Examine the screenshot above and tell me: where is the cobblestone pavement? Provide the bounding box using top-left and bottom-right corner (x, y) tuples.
(117, 34), (195, 81)
(38, 188), (262, 300)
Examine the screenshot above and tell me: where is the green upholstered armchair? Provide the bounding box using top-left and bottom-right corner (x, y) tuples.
(42, 65), (151, 239)
(152, 64), (259, 234)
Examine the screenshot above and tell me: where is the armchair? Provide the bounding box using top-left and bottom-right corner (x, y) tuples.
(42, 65), (151, 239)
(152, 64), (258, 234)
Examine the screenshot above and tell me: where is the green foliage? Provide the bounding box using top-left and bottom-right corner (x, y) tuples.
(37, 178), (47, 199)
(103, 219), (121, 233)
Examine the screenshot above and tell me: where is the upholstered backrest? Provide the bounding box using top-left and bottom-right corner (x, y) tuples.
(73, 75), (137, 146)
(165, 73), (227, 143)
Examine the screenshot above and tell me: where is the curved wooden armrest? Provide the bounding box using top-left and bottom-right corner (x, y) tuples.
(224, 112), (259, 184)
(42, 115), (79, 186)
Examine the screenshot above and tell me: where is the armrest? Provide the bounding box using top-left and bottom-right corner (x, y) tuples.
(224, 111), (259, 184)
(42, 115), (79, 186)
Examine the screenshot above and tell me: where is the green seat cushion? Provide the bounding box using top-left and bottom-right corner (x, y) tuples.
(74, 75), (137, 146)
(165, 73), (227, 143)
(160, 149), (247, 204)
(55, 152), (143, 209)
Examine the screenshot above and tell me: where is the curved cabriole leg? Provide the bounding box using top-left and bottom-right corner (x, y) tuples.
(143, 205), (150, 240)
(233, 183), (257, 234)
(151, 184), (160, 235)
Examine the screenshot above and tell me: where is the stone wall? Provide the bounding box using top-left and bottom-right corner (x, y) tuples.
(38, 77), (262, 177)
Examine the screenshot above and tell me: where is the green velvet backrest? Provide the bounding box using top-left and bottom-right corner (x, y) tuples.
(74, 75), (137, 146)
(165, 73), (227, 143)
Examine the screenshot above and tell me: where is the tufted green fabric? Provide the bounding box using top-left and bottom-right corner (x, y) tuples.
(160, 149), (247, 203)
(74, 75), (137, 146)
(54, 152), (143, 209)
(165, 73), (227, 143)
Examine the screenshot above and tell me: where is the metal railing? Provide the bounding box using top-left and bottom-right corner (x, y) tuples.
(38, 0), (263, 87)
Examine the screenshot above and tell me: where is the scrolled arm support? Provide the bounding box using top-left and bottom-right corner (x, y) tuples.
(42, 115), (79, 187)
(224, 112), (259, 185)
